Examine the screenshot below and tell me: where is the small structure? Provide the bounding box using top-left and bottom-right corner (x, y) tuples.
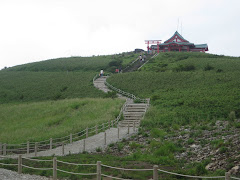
(151, 31), (208, 52)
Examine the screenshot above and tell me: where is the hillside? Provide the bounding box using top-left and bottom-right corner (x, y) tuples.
(107, 52), (240, 174)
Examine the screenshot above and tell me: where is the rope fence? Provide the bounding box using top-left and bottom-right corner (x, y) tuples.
(0, 156), (239, 180)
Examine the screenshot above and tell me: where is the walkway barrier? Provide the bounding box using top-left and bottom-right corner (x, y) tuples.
(104, 80), (149, 104)
(138, 53), (159, 70)
(0, 156), (239, 180)
(0, 92), (127, 156)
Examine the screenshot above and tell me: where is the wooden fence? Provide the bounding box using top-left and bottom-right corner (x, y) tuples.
(0, 155), (239, 180)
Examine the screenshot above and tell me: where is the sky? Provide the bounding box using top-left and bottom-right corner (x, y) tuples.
(0, 0), (240, 69)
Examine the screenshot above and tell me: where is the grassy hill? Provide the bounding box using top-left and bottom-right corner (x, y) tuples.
(0, 98), (124, 144)
(108, 52), (240, 128)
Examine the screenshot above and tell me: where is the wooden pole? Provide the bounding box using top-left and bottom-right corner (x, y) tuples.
(225, 172), (230, 180)
(3, 143), (7, 156)
(86, 127), (88, 138)
(128, 123), (130, 134)
(97, 161), (101, 180)
(27, 141), (30, 154)
(18, 155), (22, 174)
(153, 165), (158, 180)
(34, 142), (38, 157)
(62, 142), (64, 155)
(50, 138), (52, 150)
(53, 157), (57, 180)
(111, 120), (113, 128)
(0, 142), (2, 155)
(118, 127), (120, 139)
(83, 139), (86, 152)
(104, 132), (106, 145)
(133, 122), (135, 132)
(70, 133), (72, 144)
(96, 125), (98, 134)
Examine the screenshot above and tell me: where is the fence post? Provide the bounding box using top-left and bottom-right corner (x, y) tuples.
(153, 165), (158, 180)
(104, 132), (106, 145)
(111, 120), (113, 128)
(128, 123), (130, 134)
(34, 142), (38, 157)
(27, 141), (30, 154)
(70, 133), (72, 144)
(53, 157), (57, 180)
(50, 138), (52, 150)
(86, 127), (88, 138)
(118, 127), (120, 139)
(3, 143), (6, 156)
(225, 172), (230, 180)
(0, 142), (2, 155)
(83, 139), (86, 152)
(18, 155), (22, 174)
(96, 125), (98, 134)
(97, 161), (101, 180)
(62, 142), (64, 155)
(133, 122), (135, 132)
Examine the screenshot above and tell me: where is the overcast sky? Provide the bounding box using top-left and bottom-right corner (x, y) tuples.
(0, 0), (239, 69)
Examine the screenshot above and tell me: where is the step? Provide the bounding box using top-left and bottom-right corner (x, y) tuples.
(124, 109), (146, 112)
(121, 120), (140, 123)
(124, 116), (142, 120)
(123, 113), (144, 116)
(127, 104), (147, 107)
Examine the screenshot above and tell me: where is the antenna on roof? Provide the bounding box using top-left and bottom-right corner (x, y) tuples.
(177, 18), (179, 31)
(181, 21), (183, 35)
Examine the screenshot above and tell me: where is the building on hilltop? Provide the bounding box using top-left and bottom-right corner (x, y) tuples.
(151, 31), (208, 53)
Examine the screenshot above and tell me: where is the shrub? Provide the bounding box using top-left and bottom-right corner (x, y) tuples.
(105, 91), (117, 99)
(175, 64), (195, 72)
(204, 64), (214, 71)
(229, 111), (236, 121)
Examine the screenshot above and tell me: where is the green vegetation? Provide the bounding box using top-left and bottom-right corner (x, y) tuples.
(108, 52), (240, 130)
(0, 98), (124, 143)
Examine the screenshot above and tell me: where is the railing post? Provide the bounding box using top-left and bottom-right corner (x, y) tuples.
(128, 123), (130, 134)
(118, 127), (120, 139)
(18, 155), (22, 174)
(62, 142), (64, 155)
(53, 157), (57, 180)
(97, 161), (101, 180)
(27, 141), (30, 154)
(0, 142), (2, 155)
(104, 132), (106, 145)
(133, 122), (135, 132)
(50, 138), (52, 150)
(34, 142), (38, 157)
(86, 127), (88, 138)
(83, 139), (86, 152)
(3, 143), (6, 156)
(96, 125), (98, 134)
(153, 165), (158, 180)
(70, 133), (72, 144)
(225, 172), (230, 180)
(111, 120), (113, 128)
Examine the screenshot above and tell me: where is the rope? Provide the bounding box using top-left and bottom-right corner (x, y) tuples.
(101, 164), (152, 171)
(22, 157), (52, 162)
(0, 162), (18, 166)
(22, 164), (52, 170)
(157, 169), (225, 179)
(231, 177), (240, 180)
(56, 160), (96, 166)
(57, 168), (97, 176)
(101, 173), (131, 180)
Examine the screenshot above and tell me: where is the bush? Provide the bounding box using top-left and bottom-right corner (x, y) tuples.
(175, 64), (195, 72)
(105, 91), (118, 99)
(204, 64), (214, 71)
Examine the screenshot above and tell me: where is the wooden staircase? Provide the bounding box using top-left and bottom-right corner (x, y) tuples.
(119, 103), (148, 127)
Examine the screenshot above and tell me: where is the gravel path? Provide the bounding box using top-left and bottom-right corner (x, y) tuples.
(0, 168), (49, 180)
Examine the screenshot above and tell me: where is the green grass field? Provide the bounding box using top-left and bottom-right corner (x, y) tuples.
(0, 98), (124, 144)
(108, 52), (240, 128)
